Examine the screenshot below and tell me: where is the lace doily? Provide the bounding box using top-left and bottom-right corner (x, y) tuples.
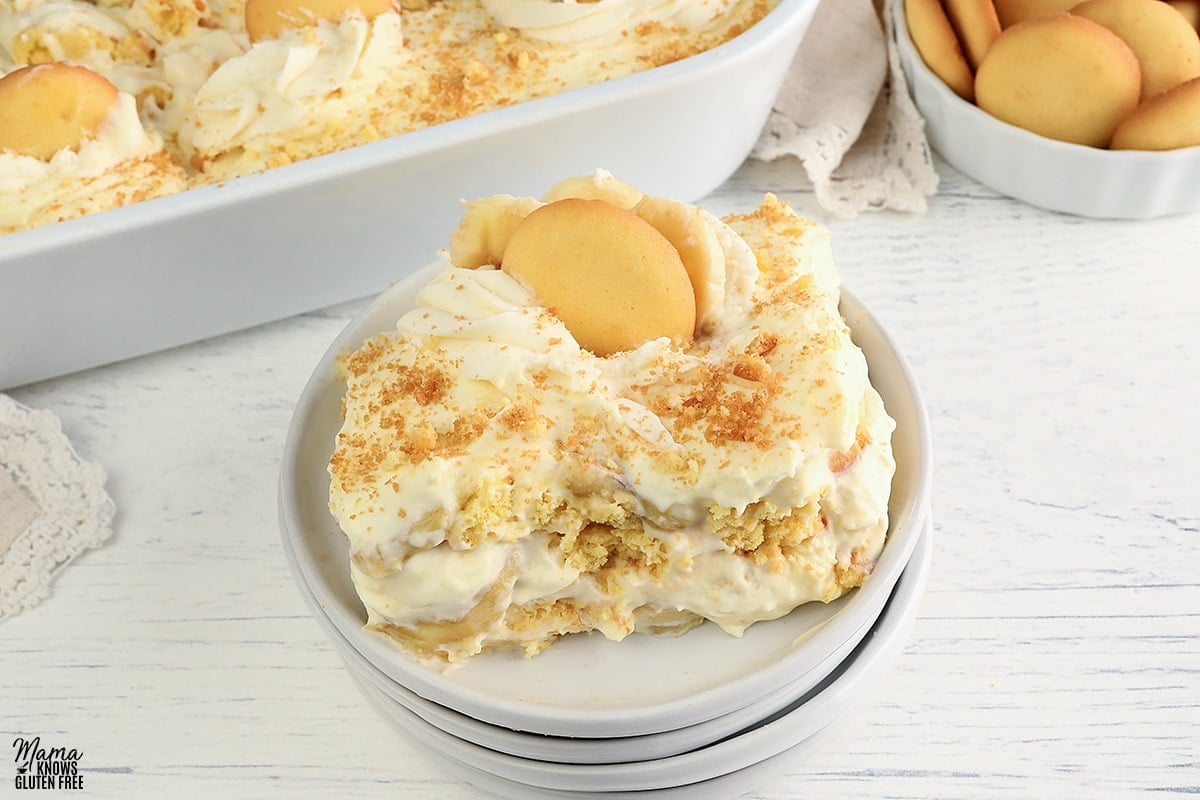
(753, 0), (939, 218)
(0, 394), (115, 620)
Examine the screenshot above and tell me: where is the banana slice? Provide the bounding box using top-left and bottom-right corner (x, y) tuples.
(369, 554), (519, 662)
(244, 0), (399, 42)
(449, 194), (543, 268)
(541, 171), (644, 209)
(633, 195), (726, 335)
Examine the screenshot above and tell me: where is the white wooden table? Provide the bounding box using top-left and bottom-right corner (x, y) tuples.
(4, 155), (1198, 799)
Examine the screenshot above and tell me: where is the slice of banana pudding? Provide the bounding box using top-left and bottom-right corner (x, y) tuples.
(328, 172), (896, 668)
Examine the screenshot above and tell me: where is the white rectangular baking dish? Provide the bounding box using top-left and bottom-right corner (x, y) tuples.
(0, 0), (817, 390)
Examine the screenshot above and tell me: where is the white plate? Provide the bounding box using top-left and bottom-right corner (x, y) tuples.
(345, 524), (932, 794)
(305, 497), (910, 766)
(279, 262), (932, 738)
(891, 0), (1200, 218)
(290, 505), (928, 765)
(328, 574), (888, 765)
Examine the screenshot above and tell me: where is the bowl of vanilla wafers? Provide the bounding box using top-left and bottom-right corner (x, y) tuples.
(893, 0), (1200, 218)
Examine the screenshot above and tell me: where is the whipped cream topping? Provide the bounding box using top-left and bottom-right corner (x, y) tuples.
(145, 27), (246, 137)
(0, 91), (167, 231)
(329, 188), (897, 660)
(480, 0), (735, 43)
(179, 12), (416, 159)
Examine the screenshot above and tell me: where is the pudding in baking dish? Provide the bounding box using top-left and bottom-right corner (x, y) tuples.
(0, 0), (777, 232)
(327, 173), (897, 667)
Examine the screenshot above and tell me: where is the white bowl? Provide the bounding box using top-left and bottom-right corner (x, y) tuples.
(891, 0), (1200, 218)
(322, 590), (874, 764)
(343, 525), (932, 794)
(278, 262), (933, 739)
(0, 0), (819, 391)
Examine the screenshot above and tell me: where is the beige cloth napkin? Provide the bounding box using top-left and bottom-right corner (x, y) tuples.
(754, 0), (939, 217)
(0, 395), (114, 620)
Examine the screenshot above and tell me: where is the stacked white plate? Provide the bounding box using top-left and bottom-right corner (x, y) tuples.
(279, 266), (933, 797)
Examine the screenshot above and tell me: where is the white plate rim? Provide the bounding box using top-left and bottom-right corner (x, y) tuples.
(303, 506), (916, 765)
(336, 586), (885, 763)
(343, 522), (933, 793)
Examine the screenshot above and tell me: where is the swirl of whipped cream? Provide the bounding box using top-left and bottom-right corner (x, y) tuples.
(479, 0), (734, 44)
(178, 12), (413, 157)
(147, 27), (245, 137)
(0, 91), (170, 232)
